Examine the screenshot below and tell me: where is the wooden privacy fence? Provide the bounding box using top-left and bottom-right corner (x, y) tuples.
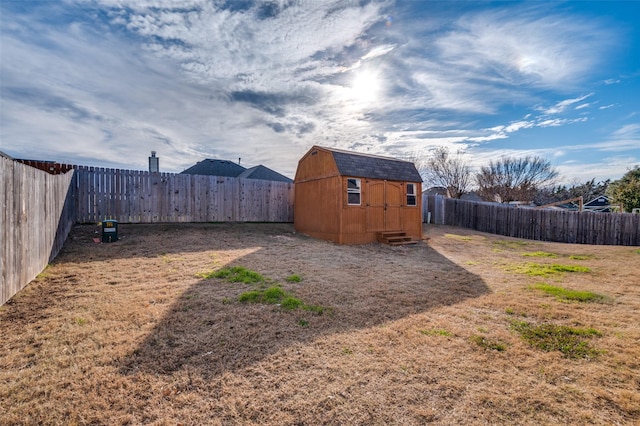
(1, 156), (77, 305)
(75, 167), (294, 224)
(1, 161), (293, 305)
(423, 195), (640, 246)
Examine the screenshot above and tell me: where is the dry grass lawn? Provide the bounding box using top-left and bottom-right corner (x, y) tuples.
(1, 223), (639, 425)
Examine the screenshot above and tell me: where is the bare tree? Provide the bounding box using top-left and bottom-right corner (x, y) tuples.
(421, 147), (472, 198)
(476, 156), (558, 203)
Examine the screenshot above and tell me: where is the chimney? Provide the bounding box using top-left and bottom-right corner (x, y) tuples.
(149, 151), (159, 172)
(238, 157), (241, 165)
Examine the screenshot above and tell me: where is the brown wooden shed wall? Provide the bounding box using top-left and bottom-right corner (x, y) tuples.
(294, 175), (341, 241)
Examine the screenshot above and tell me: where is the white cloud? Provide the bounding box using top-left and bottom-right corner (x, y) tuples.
(575, 103), (592, 110)
(504, 121), (535, 133)
(361, 44), (396, 61)
(1, 0), (634, 184)
(540, 93), (594, 115)
(435, 10), (612, 89)
(538, 117), (588, 127)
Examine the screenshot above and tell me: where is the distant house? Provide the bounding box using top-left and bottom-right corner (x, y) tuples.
(584, 195), (614, 212)
(423, 186), (483, 202)
(423, 186), (448, 196)
(294, 146), (423, 245)
(180, 159), (292, 183)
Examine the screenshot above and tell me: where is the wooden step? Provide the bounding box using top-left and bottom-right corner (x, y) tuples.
(388, 239), (419, 246)
(377, 231), (419, 246)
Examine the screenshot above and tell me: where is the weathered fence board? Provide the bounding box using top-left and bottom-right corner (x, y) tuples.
(423, 194), (640, 246)
(1, 156), (77, 306)
(74, 167), (294, 224)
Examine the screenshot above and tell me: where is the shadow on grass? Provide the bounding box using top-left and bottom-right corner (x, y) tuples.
(109, 223), (490, 379)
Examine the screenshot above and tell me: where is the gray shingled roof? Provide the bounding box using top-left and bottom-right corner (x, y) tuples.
(328, 148), (422, 182)
(238, 165), (293, 183)
(181, 159), (292, 182)
(181, 159), (246, 177)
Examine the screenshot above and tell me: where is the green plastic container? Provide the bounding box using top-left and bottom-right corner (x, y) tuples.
(101, 220), (118, 243)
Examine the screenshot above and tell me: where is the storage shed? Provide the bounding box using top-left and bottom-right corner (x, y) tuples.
(294, 146), (423, 245)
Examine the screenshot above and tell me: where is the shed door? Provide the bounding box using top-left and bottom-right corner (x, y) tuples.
(366, 181), (403, 231)
(385, 182), (402, 230)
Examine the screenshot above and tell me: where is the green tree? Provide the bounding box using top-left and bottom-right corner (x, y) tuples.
(606, 166), (640, 212)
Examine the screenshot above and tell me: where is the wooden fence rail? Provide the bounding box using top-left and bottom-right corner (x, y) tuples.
(1, 156), (77, 306)
(423, 195), (640, 246)
(75, 167), (294, 223)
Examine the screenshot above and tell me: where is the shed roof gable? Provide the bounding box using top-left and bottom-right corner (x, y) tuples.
(325, 147), (422, 182)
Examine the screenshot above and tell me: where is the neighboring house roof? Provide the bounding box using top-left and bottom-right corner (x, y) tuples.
(237, 165), (293, 183)
(181, 159), (246, 177)
(584, 195), (613, 212)
(180, 159), (292, 182)
(322, 146), (422, 182)
(584, 195), (610, 207)
(461, 192), (483, 202)
(423, 186), (447, 195)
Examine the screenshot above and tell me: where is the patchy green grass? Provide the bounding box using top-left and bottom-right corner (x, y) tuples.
(492, 240), (529, 250)
(198, 266), (265, 283)
(505, 308), (528, 317)
(239, 286), (289, 304)
(285, 274), (302, 283)
(568, 254), (595, 260)
(470, 335), (507, 352)
(35, 265), (53, 280)
(280, 296), (304, 310)
(522, 251), (558, 258)
(302, 304), (326, 315)
(238, 286), (322, 313)
(420, 328), (452, 337)
(509, 262), (591, 277)
(445, 233), (473, 242)
(511, 321), (602, 359)
(531, 283), (606, 303)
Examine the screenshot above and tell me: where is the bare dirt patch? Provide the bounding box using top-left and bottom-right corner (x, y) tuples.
(1, 223), (639, 425)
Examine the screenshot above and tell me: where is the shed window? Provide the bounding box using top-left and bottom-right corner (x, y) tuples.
(347, 178), (361, 205)
(406, 183), (417, 206)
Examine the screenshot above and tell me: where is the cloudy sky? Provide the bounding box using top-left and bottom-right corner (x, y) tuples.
(1, 0), (639, 185)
